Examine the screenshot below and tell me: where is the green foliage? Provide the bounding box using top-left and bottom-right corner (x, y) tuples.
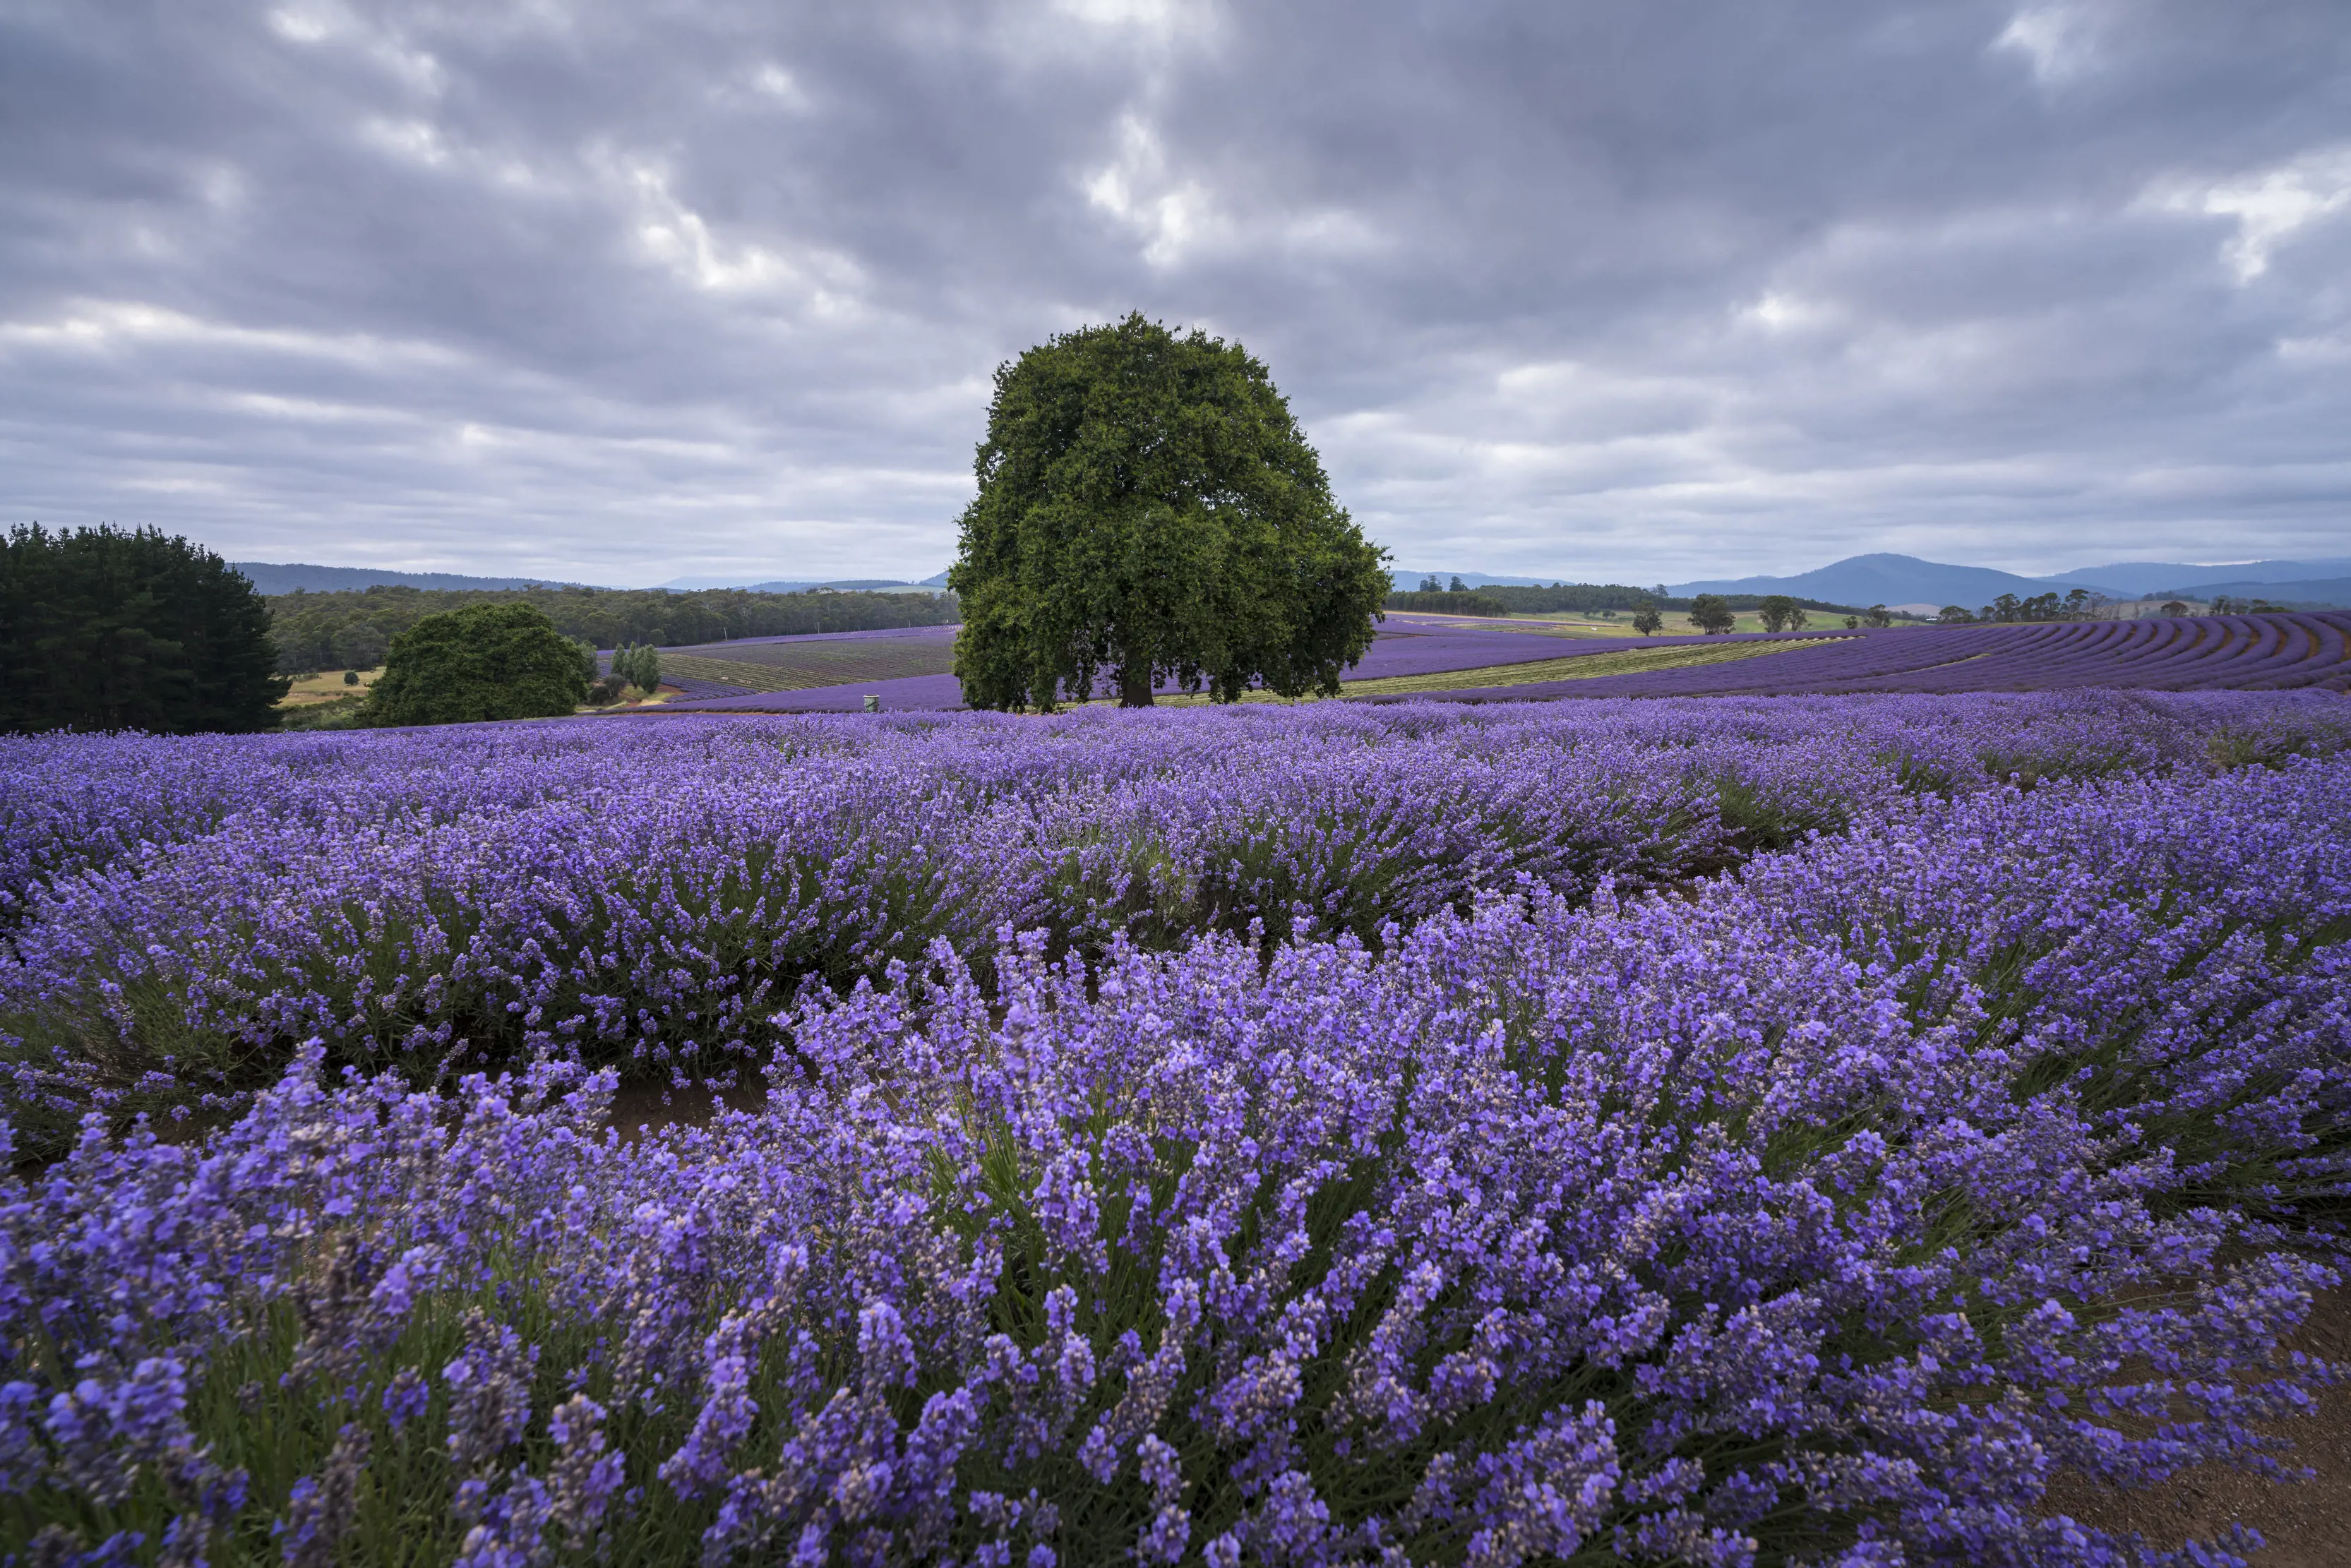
(1757, 594), (1809, 633)
(1978, 591), (2098, 625)
(265, 584), (957, 676)
(1688, 593), (1737, 635)
(362, 603), (594, 727)
(1937, 604), (1975, 624)
(947, 314), (1391, 710)
(1630, 607), (1664, 636)
(1380, 589), (1507, 616)
(612, 642), (662, 693)
(342, 669), (361, 686)
(0, 524), (287, 735)
(280, 694), (370, 732)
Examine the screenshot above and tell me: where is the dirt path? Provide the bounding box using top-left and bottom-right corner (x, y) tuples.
(607, 1079), (766, 1139)
(2043, 1290), (2351, 1564)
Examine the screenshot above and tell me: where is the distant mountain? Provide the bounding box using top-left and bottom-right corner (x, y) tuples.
(236, 561), (609, 594)
(2044, 558), (2351, 596)
(2157, 576), (2351, 609)
(654, 575), (950, 593)
(1668, 553), (2095, 608)
(1390, 571), (1569, 590)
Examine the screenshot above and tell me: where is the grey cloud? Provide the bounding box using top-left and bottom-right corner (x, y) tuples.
(0, 0), (2345, 584)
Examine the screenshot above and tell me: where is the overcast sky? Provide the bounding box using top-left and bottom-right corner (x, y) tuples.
(3, 0), (2347, 587)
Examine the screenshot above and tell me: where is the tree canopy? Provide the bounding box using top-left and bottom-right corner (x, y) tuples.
(1689, 594), (1737, 635)
(364, 602), (593, 726)
(0, 524), (287, 734)
(947, 314), (1390, 709)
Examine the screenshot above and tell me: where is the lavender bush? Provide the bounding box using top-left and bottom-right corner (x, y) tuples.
(4, 731), (2350, 1564)
(4, 695), (2350, 1154)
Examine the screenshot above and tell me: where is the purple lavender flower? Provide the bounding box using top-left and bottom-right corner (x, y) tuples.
(2, 698), (2348, 1565)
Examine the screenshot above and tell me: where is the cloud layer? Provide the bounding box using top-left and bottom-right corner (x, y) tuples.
(3, 0), (2347, 584)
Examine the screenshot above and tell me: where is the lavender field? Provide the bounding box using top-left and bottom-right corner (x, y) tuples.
(639, 611), (2351, 713)
(6, 692), (2351, 1566)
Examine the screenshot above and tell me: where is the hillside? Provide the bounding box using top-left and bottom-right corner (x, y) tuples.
(2046, 558), (2351, 595)
(233, 561), (611, 594)
(1668, 553), (2097, 606)
(2160, 576), (2351, 609)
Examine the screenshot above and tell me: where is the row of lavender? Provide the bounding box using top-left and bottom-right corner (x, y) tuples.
(1400, 611), (2351, 702)
(7, 731), (2351, 1564)
(7, 693), (2346, 1151)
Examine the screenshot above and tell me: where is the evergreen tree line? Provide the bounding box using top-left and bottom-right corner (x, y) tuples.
(1, 525), (288, 734)
(267, 582), (960, 675)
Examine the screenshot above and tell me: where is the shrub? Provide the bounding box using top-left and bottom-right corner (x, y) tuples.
(364, 603), (593, 727)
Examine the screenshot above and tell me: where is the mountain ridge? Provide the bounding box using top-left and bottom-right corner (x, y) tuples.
(1667, 553), (2104, 606)
(235, 562), (614, 594)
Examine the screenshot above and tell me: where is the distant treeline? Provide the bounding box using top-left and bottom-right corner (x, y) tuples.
(268, 584), (961, 674)
(1384, 583), (1872, 618)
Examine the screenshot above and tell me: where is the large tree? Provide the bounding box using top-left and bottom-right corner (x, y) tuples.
(947, 314), (1389, 710)
(1688, 594), (1738, 635)
(0, 524), (287, 734)
(364, 602), (594, 726)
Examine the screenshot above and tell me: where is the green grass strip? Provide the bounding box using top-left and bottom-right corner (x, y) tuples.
(1339, 635), (1841, 696)
(1091, 637), (1838, 707)
(654, 654), (878, 692)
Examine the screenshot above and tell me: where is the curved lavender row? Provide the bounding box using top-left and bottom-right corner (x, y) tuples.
(2187, 616), (2284, 686)
(6, 755), (2349, 1564)
(2211, 615), (2324, 688)
(1898, 614), (2351, 695)
(1906, 614), (2348, 695)
(1366, 626), (1997, 701)
(1390, 614), (2351, 700)
(2240, 615), (2351, 692)
(1874, 618), (2201, 693)
(2143, 618), (2327, 693)
(2090, 617), (2237, 689)
(1881, 626), (2208, 695)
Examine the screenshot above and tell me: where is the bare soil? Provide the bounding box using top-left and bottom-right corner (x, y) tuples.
(2043, 1289), (2351, 1564)
(277, 666), (383, 707)
(606, 1078), (767, 1140)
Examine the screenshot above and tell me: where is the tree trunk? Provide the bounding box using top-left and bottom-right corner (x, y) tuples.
(1117, 662), (1156, 707)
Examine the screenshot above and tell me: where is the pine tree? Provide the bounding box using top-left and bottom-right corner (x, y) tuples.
(0, 525), (288, 734)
